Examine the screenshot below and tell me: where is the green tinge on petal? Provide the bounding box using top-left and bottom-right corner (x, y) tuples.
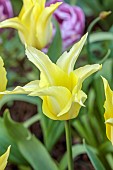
(0, 146), (10, 170)
(1, 80), (39, 95)
(0, 17), (25, 32)
(56, 33), (88, 74)
(36, 2), (62, 48)
(74, 64), (102, 92)
(0, 57), (7, 99)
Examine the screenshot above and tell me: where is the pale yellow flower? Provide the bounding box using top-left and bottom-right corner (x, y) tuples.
(0, 57), (7, 99)
(0, 146), (10, 170)
(2, 33), (102, 120)
(0, 0), (61, 49)
(102, 77), (113, 144)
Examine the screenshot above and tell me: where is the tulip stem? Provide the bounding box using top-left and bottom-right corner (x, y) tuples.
(23, 114), (40, 128)
(65, 120), (74, 170)
(87, 17), (100, 64)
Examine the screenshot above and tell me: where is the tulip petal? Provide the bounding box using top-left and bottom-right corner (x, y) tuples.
(22, 0), (34, 10)
(74, 90), (87, 106)
(0, 146), (10, 170)
(106, 124), (113, 145)
(56, 33), (88, 74)
(74, 64), (102, 91)
(38, 0), (46, 8)
(102, 77), (113, 144)
(0, 57), (7, 98)
(30, 86), (72, 120)
(102, 77), (113, 118)
(26, 46), (68, 86)
(0, 17), (25, 32)
(67, 102), (82, 119)
(1, 80), (39, 95)
(105, 118), (113, 126)
(36, 2), (62, 48)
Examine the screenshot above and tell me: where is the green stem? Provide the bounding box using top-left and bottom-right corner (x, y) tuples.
(23, 114), (40, 128)
(87, 17), (100, 64)
(65, 120), (74, 170)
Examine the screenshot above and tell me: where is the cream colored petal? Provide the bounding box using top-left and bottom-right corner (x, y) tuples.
(0, 80), (39, 95)
(0, 17), (25, 32)
(74, 90), (87, 107)
(26, 46), (67, 86)
(32, 86), (72, 120)
(56, 33), (88, 74)
(102, 77), (113, 119)
(36, 2), (62, 48)
(26, 46), (54, 85)
(0, 146), (10, 170)
(0, 57), (7, 99)
(68, 102), (82, 119)
(105, 118), (113, 126)
(74, 64), (102, 91)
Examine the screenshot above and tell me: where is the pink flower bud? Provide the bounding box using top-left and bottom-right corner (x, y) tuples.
(46, 0), (85, 50)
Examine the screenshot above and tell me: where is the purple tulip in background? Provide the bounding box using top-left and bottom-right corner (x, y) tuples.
(0, 0), (13, 21)
(46, 0), (85, 50)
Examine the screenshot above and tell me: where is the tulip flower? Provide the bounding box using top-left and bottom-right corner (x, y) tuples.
(102, 77), (113, 144)
(0, 57), (7, 98)
(0, 0), (61, 49)
(0, 146), (10, 170)
(1, 33), (101, 120)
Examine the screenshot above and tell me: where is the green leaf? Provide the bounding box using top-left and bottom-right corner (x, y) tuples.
(59, 144), (86, 170)
(83, 140), (106, 170)
(4, 110), (31, 141)
(0, 94), (38, 109)
(72, 114), (98, 146)
(0, 118), (27, 165)
(4, 110), (59, 170)
(89, 32), (113, 43)
(47, 19), (62, 62)
(41, 113), (64, 151)
(18, 136), (58, 170)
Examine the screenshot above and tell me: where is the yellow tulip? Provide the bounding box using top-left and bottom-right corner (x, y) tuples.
(0, 146), (10, 170)
(102, 77), (113, 144)
(0, 57), (7, 99)
(2, 33), (102, 120)
(0, 0), (61, 49)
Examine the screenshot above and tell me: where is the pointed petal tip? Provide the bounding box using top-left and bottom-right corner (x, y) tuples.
(82, 32), (88, 40)
(105, 118), (113, 126)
